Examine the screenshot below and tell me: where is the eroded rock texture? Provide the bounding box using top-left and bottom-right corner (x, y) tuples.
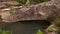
(0, 0), (59, 31)
(3, 0), (60, 22)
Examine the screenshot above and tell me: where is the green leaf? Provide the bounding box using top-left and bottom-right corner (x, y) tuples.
(36, 29), (43, 34)
(9, 8), (14, 13)
(48, 28), (55, 32)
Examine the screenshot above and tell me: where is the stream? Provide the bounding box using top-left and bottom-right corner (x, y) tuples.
(0, 20), (50, 34)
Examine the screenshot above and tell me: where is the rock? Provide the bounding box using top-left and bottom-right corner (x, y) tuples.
(3, 0), (60, 22)
(0, 2), (7, 9)
(3, 1), (20, 5)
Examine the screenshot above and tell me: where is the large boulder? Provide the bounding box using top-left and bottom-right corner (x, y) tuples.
(2, 0), (60, 22)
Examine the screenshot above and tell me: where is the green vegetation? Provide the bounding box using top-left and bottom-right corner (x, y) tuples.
(43, 0), (49, 2)
(0, 30), (12, 34)
(48, 27), (55, 32)
(36, 29), (43, 34)
(56, 19), (60, 34)
(14, 0), (49, 4)
(9, 8), (14, 13)
(15, 0), (27, 4)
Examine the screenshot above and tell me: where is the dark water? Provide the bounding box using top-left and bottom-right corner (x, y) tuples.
(0, 20), (51, 34)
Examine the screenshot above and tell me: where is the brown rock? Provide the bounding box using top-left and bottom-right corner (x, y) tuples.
(3, 0), (60, 22)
